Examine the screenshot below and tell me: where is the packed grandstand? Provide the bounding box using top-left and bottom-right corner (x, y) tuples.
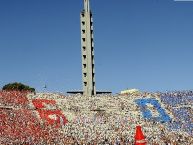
(0, 90), (192, 144)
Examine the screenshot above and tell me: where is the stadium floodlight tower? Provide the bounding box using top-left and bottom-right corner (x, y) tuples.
(80, 0), (96, 96)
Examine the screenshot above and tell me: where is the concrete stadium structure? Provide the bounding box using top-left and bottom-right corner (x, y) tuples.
(68, 0), (111, 96)
(80, 0), (96, 96)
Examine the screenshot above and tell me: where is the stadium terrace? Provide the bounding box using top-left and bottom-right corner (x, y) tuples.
(0, 90), (192, 144)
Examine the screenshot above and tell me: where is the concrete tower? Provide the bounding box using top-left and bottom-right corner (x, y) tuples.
(80, 0), (96, 96)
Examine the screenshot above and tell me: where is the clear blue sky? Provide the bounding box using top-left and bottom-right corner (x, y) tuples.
(0, 0), (193, 93)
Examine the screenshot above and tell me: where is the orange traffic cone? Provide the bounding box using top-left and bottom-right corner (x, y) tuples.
(135, 125), (146, 145)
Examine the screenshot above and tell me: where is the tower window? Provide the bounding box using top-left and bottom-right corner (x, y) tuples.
(84, 82), (87, 86)
(83, 64), (86, 68)
(83, 55), (86, 60)
(82, 38), (86, 42)
(83, 46), (86, 51)
(82, 29), (86, 34)
(84, 73), (87, 77)
(82, 21), (85, 25)
(81, 13), (85, 17)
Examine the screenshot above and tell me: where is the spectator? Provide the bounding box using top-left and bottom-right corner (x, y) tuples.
(0, 90), (192, 144)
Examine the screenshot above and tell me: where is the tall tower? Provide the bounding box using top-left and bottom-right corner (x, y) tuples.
(80, 0), (96, 96)
(67, 0), (111, 96)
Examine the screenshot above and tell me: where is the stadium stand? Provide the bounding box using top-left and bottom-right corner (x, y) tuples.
(0, 90), (192, 144)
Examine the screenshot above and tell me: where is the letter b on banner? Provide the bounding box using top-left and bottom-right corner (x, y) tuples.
(135, 98), (171, 123)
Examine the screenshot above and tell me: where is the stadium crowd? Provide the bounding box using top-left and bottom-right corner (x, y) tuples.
(0, 90), (192, 144)
(159, 91), (193, 136)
